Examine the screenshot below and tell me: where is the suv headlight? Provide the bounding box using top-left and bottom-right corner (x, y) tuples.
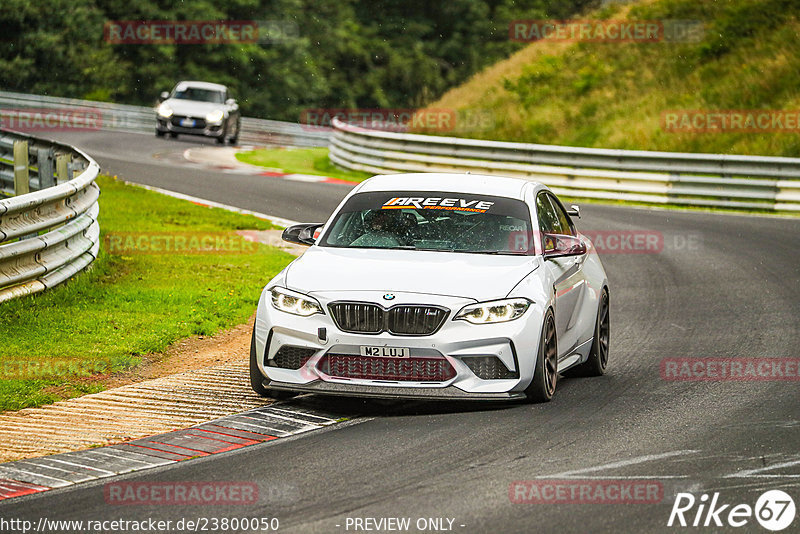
(157, 103), (173, 118)
(206, 109), (224, 123)
(270, 287), (323, 317)
(454, 298), (531, 324)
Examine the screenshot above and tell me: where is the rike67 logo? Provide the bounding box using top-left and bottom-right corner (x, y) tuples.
(668, 490), (796, 531)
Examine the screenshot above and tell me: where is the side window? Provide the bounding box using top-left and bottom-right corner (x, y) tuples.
(536, 193), (559, 234)
(536, 193), (560, 252)
(547, 194), (575, 236)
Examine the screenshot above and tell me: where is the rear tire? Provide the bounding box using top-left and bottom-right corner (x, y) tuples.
(564, 288), (610, 378)
(249, 325), (297, 400)
(525, 309), (558, 402)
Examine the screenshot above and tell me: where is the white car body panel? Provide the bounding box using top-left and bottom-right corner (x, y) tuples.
(286, 247), (539, 301)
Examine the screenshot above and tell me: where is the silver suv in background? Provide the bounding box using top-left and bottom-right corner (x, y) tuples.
(155, 81), (241, 144)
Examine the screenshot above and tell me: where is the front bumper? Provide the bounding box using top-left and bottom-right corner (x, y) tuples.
(156, 116), (224, 138)
(254, 289), (545, 399)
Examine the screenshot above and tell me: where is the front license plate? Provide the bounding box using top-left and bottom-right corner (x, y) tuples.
(359, 346), (410, 358)
(180, 118), (196, 127)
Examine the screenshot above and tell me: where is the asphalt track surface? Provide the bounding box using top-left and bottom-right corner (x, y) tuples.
(2, 131), (799, 533)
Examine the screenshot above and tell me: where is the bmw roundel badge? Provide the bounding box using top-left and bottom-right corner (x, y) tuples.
(383, 293), (396, 301)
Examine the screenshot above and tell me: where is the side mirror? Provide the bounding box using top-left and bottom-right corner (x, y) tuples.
(159, 91), (169, 102)
(225, 98), (237, 108)
(566, 205), (581, 218)
(542, 233), (587, 259)
(282, 223), (324, 246)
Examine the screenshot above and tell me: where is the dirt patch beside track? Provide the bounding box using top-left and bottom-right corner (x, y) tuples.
(0, 231), (306, 463)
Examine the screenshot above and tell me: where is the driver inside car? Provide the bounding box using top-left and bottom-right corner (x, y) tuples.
(350, 209), (412, 247)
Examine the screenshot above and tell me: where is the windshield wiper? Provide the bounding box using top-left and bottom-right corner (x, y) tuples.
(449, 249), (529, 255)
(358, 245), (527, 255)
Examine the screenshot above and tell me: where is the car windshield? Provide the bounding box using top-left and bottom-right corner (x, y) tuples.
(171, 87), (224, 103)
(319, 191), (533, 255)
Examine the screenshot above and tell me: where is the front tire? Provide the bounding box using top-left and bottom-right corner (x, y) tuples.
(155, 129), (165, 138)
(564, 288), (609, 377)
(216, 126), (227, 144)
(228, 121), (240, 145)
(249, 325), (297, 400)
(525, 309), (558, 402)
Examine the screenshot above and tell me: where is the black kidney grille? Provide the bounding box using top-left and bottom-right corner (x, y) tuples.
(330, 303), (383, 333)
(388, 306), (448, 335)
(329, 303), (448, 336)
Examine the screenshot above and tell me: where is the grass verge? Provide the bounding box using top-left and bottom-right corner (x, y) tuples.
(235, 146), (372, 182)
(0, 175), (295, 412)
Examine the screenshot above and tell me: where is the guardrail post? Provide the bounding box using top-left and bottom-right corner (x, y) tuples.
(37, 147), (55, 189)
(56, 154), (71, 184)
(13, 140), (29, 196)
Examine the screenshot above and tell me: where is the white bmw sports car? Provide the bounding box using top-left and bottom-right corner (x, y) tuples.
(251, 173), (609, 402)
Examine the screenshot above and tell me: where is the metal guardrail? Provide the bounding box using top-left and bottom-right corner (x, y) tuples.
(330, 118), (800, 211)
(0, 130), (100, 303)
(0, 91), (331, 147)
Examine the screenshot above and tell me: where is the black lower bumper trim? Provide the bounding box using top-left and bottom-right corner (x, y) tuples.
(265, 379), (525, 401)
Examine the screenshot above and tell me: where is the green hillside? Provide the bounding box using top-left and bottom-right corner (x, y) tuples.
(421, 0), (800, 157)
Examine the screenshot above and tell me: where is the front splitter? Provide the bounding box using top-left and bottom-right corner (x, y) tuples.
(266, 379), (526, 401)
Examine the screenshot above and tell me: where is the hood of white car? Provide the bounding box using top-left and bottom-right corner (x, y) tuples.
(284, 246), (539, 302)
(163, 99), (224, 117)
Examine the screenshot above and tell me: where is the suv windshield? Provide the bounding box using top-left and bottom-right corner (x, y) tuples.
(320, 191), (533, 254)
(171, 87), (224, 103)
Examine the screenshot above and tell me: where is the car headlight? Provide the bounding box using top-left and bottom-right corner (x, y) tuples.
(454, 298), (531, 324)
(270, 287), (323, 317)
(205, 109), (224, 123)
(157, 103), (173, 118)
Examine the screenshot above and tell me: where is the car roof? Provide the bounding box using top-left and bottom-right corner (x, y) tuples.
(355, 173), (545, 200)
(174, 81), (227, 92)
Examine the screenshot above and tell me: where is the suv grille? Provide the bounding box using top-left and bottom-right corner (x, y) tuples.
(170, 115), (207, 129)
(318, 354), (456, 382)
(461, 356), (519, 380)
(269, 346), (316, 369)
(329, 303), (448, 336)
